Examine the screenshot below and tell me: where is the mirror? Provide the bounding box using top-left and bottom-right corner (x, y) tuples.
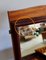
(15, 19), (46, 58)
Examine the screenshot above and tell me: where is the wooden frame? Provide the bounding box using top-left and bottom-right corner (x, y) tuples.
(8, 5), (46, 60)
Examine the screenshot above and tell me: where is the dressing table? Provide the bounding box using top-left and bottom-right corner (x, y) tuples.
(8, 5), (46, 60)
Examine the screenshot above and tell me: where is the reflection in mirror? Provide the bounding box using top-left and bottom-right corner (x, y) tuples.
(15, 22), (46, 57)
(18, 22), (46, 43)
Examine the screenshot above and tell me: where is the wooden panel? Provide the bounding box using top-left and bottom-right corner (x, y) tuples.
(42, 31), (46, 39)
(8, 5), (46, 22)
(15, 16), (46, 26)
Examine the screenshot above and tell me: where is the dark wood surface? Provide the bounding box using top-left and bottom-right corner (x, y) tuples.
(8, 5), (46, 60)
(35, 46), (46, 56)
(42, 31), (46, 39)
(9, 22), (22, 60)
(22, 53), (46, 60)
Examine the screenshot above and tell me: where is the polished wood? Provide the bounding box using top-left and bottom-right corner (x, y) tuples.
(35, 46), (46, 56)
(8, 5), (46, 60)
(9, 23), (21, 60)
(42, 31), (46, 39)
(22, 53), (45, 60)
(14, 16), (46, 26)
(8, 5), (46, 22)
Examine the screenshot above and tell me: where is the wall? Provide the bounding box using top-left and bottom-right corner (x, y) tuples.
(0, 0), (46, 51)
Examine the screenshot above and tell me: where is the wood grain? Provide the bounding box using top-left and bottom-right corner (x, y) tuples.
(8, 5), (46, 22)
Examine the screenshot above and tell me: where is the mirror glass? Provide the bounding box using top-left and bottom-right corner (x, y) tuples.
(15, 22), (46, 58)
